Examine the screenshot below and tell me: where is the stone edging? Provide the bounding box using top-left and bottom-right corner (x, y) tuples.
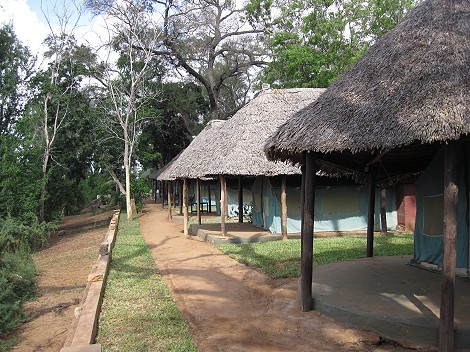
(60, 209), (120, 352)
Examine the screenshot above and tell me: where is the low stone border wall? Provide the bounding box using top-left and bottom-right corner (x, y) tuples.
(60, 210), (121, 352)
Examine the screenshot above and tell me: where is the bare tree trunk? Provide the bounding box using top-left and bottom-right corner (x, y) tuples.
(39, 150), (49, 223)
(124, 136), (132, 220)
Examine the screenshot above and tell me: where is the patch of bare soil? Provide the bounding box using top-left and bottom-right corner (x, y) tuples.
(139, 204), (428, 352)
(8, 210), (114, 352)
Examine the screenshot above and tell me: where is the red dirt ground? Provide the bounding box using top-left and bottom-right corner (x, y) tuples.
(5, 210), (114, 352)
(139, 203), (431, 352)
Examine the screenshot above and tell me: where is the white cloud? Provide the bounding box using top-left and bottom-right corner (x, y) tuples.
(0, 0), (49, 57)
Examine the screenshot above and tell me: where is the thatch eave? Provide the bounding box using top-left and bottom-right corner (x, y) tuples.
(266, 0), (470, 164)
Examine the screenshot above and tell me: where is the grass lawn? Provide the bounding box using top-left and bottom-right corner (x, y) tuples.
(217, 233), (414, 279)
(96, 215), (197, 352)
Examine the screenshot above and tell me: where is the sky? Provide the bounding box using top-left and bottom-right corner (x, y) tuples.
(0, 0), (104, 64)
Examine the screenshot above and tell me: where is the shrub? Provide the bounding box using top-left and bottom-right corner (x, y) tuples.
(0, 216), (56, 254)
(0, 251), (37, 337)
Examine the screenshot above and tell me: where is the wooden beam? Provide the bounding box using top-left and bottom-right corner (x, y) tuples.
(208, 183), (212, 213)
(380, 187), (387, 234)
(439, 142), (459, 352)
(183, 178), (189, 238)
(167, 181), (172, 221)
(281, 175), (288, 239)
(300, 152), (315, 312)
(197, 178), (202, 225)
(220, 176), (227, 237)
(238, 176), (243, 223)
(366, 167), (376, 257)
(162, 181), (166, 208)
(179, 180), (183, 215)
(172, 180), (177, 210)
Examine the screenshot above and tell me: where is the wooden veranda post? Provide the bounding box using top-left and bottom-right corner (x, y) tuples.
(197, 178), (202, 225)
(366, 167), (376, 257)
(179, 180), (183, 215)
(167, 181), (172, 220)
(380, 187), (387, 233)
(183, 178), (189, 238)
(208, 183), (212, 213)
(281, 175), (288, 239)
(300, 152), (315, 312)
(439, 142), (459, 352)
(238, 176), (243, 223)
(220, 176), (227, 237)
(162, 181), (166, 208)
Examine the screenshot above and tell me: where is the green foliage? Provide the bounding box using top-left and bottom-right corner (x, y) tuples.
(0, 23), (35, 135)
(218, 234), (414, 278)
(250, 0), (417, 88)
(0, 216), (56, 254)
(97, 215), (197, 351)
(0, 251), (37, 339)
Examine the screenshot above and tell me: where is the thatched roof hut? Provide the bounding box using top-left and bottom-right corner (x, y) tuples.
(263, 0), (470, 345)
(168, 88), (325, 179)
(158, 120), (226, 180)
(265, 0), (470, 179)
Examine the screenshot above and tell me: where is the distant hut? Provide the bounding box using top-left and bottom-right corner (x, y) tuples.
(168, 88), (397, 237)
(265, 0), (470, 348)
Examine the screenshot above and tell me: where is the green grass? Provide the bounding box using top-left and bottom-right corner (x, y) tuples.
(217, 234), (414, 279)
(96, 215), (197, 352)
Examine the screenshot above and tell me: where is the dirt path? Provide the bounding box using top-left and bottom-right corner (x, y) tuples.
(8, 211), (114, 352)
(139, 204), (418, 352)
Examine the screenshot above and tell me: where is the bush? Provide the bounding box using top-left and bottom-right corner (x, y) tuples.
(0, 216), (56, 254)
(0, 251), (37, 337)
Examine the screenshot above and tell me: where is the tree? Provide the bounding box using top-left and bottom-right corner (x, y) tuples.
(87, 0), (267, 120)
(247, 0), (416, 88)
(137, 81), (209, 170)
(0, 24), (35, 136)
(90, 0), (164, 220)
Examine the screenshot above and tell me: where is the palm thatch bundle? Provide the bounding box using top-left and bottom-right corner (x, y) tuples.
(265, 0), (470, 165)
(167, 88), (325, 179)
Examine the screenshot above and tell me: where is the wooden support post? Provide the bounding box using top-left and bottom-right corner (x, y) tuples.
(380, 187), (387, 234)
(208, 183), (212, 213)
(220, 176), (227, 237)
(167, 181), (172, 220)
(366, 167), (376, 257)
(300, 152), (315, 312)
(238, 176), (243, 223)
(281, 175), (288, 239)
(172, 180), (177, 210)
(162, 181), (166, 208)
(179, 180), (183, 215)
(183, 178), (189, 238)
(439, 142), (459, 352)
(197, 178), (202, 225)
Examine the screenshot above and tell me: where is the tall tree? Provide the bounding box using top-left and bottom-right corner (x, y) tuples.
(247, 0), (416, 88)
(0, 24), (35, 136)
(87, 0), (267, 120)
(90, 0), (164, 219)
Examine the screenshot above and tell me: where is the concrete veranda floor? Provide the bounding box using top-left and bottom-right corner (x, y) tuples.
(312, 256), (470, 350)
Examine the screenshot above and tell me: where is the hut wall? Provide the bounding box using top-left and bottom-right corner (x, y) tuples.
(396, 184), (417, 231)
(414, 148), (469, 269)
(251, 176), (397, 234)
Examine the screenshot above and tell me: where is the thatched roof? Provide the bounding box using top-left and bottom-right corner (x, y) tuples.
(162, 119), (227, 179)
(167, 88), (325, 179)
(266, 0), (470, 165)
(155, 151), (183, 181)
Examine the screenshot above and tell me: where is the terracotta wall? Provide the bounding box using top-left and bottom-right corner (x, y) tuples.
(396, 184), (416, 231)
